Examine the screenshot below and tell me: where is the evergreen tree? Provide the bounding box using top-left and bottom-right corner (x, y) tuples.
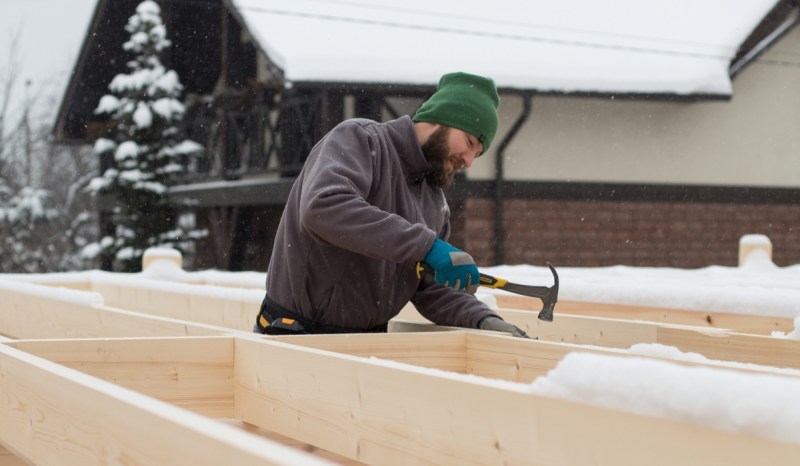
(86, 0), (205, 272)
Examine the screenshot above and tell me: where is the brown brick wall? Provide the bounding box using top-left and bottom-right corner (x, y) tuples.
(452, 198), (800, 268)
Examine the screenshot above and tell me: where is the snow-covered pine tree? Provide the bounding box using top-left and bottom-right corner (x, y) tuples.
(86, 0), (205, 272)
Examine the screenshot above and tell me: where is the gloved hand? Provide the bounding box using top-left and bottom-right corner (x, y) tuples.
(423, 238), (480, 293)
(479, 316), (531, 339)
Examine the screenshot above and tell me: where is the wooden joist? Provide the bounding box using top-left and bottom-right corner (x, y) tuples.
(88, 274), (261, 332)
(234, 336), (800, 465)
(8, 275), (798, 374)
(4, 264), (800, 465)
(0, 279), (236, 340)
(7, 336), (236, 418)
(397, 305), (800, 370)
(493, 294), (794, 335)
(0, 342), (331, 466)
(276, 331), (800, 383)
(2, 325), (799, 464)
(0, 445), (26, 466)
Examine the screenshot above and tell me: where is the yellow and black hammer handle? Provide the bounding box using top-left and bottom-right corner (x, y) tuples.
(417, 261), (559, 322)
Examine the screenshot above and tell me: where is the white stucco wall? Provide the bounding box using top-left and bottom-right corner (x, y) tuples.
(468, 25), (800, 188)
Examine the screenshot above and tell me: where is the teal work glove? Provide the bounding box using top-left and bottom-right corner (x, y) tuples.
(479, 316), (531, 339)
(423, 238), (480, 293)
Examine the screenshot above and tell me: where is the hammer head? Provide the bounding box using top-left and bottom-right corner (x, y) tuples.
(536, 262), (559, 322)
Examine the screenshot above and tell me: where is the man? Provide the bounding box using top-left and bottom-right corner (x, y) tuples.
(254, 72), (528, 338)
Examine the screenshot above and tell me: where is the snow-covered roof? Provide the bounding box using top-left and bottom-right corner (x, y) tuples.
(230, 0), (779, 96)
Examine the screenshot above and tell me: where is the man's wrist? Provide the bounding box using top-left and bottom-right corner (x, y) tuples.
(477, 314), (501, 328)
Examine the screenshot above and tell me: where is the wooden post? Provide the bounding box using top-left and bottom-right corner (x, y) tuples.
(739, 234), (773, 266)
(142, 247), (183, 272)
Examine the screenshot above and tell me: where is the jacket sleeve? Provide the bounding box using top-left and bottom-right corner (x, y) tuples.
(411, 280), (499, 329)
(298, 121), (437, 263)
(410, 222), (498, 328)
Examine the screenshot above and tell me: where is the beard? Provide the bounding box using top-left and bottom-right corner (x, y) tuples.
(421, 126), (457, 188)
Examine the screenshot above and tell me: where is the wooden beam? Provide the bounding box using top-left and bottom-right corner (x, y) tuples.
(493, 294), (794, 335)
(656, 326), (800, 369)
(518, 313), (800, 370)
(0, 298), (229, 340)
(9, 337), (235, 418)
(6, 336), (357, 464)
(397, 305), (800, 370)
(89, 275), (261, 332)
(269, 331), (800, 384)
(269, 331), (468, 373)
(0, 344), (331, 466)
(0, 279), (237, 339)
(0, 445), (25, 466)
(218, 419), (366, 465)
(234, 337), (800, 465)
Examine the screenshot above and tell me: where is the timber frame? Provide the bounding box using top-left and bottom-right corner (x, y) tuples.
(2, 250), (800, 464)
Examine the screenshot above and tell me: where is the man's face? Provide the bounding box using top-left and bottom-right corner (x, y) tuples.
(421, 126), (483, 188)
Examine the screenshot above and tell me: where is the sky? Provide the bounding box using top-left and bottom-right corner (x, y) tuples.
(1, 0), (96, 121)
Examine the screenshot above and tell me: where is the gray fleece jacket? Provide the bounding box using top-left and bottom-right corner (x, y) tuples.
(265, 116), (498, 330)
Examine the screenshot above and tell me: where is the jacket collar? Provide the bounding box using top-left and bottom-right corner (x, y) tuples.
(386, 116), (430, 184)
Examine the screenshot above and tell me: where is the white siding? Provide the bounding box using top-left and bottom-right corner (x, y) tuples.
(472, 26), (800, 188)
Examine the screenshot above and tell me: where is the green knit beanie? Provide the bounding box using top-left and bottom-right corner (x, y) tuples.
(412, 72), (500, 152)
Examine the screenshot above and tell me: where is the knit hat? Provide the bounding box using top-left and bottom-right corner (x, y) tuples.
(412, 72), (500, 152)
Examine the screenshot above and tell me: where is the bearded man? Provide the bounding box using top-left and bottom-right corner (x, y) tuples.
(254, 72), (528, 338)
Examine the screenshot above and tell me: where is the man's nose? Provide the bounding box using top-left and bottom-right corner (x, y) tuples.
(461, 152), (476, 168)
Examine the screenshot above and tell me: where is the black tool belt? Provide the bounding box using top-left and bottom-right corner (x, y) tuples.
(255, 294), (388, 335)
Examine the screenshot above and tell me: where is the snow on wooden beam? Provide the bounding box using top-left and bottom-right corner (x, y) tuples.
(493, 294), (794, 335)
(7, 336), (235, 418)
(234, 337), (800, 465)
(0, 343), (332, 466)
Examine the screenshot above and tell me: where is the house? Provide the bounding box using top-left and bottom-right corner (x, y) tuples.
(55, 0), (800, 270)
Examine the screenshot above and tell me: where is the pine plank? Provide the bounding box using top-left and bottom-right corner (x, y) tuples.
(271, 331), (800, 383)
(656, 327), (800, 369)
(218, 419), (366, 465)
(270, 331), (468, 373)
(10, 336), (235, 418)
(0, 343), (332, 466)
(493, 294), (794, 334)
(234, 337), (800, 465)
(0, 281), (235, 339)
(0, 445), (26, 466)
(396, 305), (800, 371)
(90, 277), (259, 332)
